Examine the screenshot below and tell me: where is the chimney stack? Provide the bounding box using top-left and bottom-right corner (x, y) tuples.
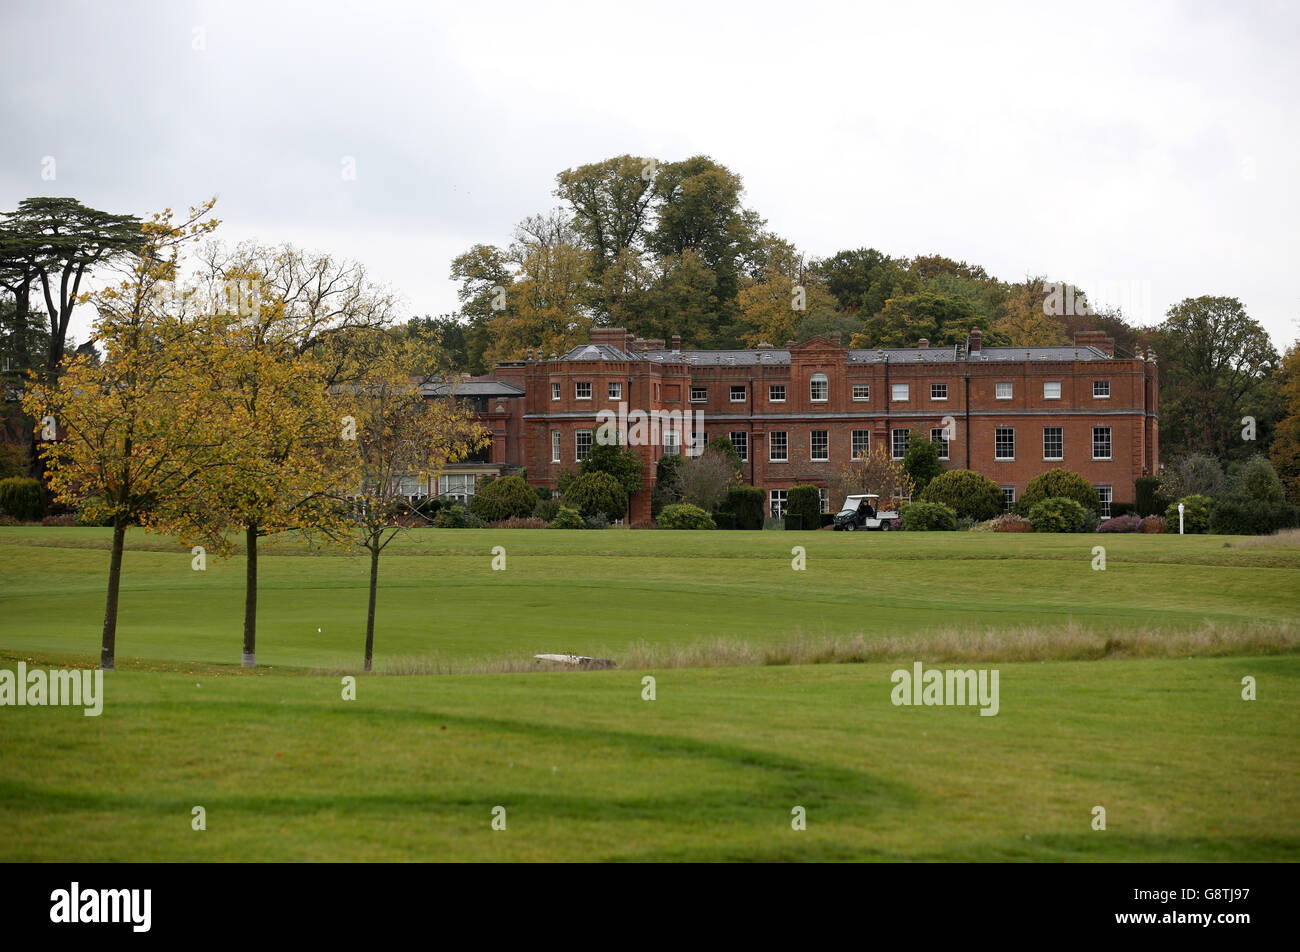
(967, 327), (982, 356)
(917, 338), (929, 349)
(1074, 330), (1115, 357)
(830, 332), (842, 346)
(671, 333), (681, 352)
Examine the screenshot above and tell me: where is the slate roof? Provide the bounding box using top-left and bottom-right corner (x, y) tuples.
(420, 379), (525, 397)
(560, 343), (1113, 365)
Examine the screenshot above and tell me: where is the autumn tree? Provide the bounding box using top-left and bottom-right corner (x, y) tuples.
(830, 442), (914, 511)
(1270, 341), (1300, 502)
(328, 333), (488, 670)
(21, 201), (220, 669)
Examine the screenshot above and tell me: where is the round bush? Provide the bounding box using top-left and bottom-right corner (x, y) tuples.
(1027, 497), (1090, 533)
(1165, 494), (1211, 533)
(547, 507), (584, 529)
(1021, 468), (1101, 513)
(469, 475), (538, 522)
(0, 477), (45, 521)
(657, 503), (716, 530)
(920, 469), (1003, 521)
(563, 471), (628, 520)
(900, 500), (957, 531)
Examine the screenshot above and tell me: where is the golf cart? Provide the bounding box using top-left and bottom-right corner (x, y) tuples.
(832, 493), (898, 531)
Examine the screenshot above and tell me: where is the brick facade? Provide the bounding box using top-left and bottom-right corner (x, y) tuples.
(478, 327), (1160, 520)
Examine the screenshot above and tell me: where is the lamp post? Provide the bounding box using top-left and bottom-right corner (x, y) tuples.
(1178, 501), (1185, 535)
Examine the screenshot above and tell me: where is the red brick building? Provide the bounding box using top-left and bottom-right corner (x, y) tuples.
(455, 326), (1159, 523)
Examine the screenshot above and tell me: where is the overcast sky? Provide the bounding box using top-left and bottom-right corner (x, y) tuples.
(2, 0), (1297, 349)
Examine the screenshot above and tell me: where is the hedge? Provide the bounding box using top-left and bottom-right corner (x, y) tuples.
(720, 485), (765, 530)
(1021, 468), (1101, 513)
(657, 503), (715, 530)
(1135, 476), (1167, 517)
(787, 485), (822, 531)
(1208, 493), (1299, 535)
(920, 469), (1003, 521)
(900, 500), (957, 531)
(0, 477), (45, 521)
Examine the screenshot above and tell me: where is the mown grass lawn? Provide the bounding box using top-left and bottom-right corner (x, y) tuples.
(1, 526), (1297, 861)
(2, 527), (1298, 669)
(0, 657), (1296, 861)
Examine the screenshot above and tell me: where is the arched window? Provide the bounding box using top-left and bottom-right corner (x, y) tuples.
(810, 373), (828, 402)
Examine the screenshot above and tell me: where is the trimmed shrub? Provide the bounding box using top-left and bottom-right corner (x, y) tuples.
(902, 430), (944, 494)
(1027, 496), (1090, 533)
(787, 485), (822, 530)
(712, 511), (736, 530)
(469, 475), (537, 522)
(487, 516), (547, 529)
(901, 500), (957, 531)
(920, 469), (1003, 521)
(1140, 515), (1167, 533)
(657, 503), (715, 530)
(1021, 468), (1101, 513)
(580, 441), (643, 497)
(1134, 476), (1167, 517)
(0, 477), (45, 521)
(1208, 492), (1299, 535)
(547, 507), (584, 529)
(1098, 514), (1143, 533)
(532, 497), (561, 522)
(720, 485), (765, 530)
(1110, 501), (1138, 517)
(433, 504), (485, 528)
(563, 471), (628, 520)
(1165, 494), (1211, 533)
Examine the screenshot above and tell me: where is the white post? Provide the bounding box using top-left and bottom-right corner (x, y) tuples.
(1178, 502), (1185, 535)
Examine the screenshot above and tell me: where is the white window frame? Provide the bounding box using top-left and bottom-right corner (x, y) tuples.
(1043, 426), (1063, 462)
(690, 385), (707, 403)
(730, 385), (746, 403)
(769, 431), (788, 462)
(575, 429), (593, 461)
(810, 373), (829, 403)
(575, 381), (592, 400)
(819, 488), (830, 514)
(1096, 485), (1112, 518)
(995, 427), (1015, 461)
(551, 430), (561, 463)
(851, 429), (870, 459)
(930, 382), (948, 401)
(1093, 380), (1111, 399)
(891, 383), (909, 402)
(995, 382), (1012, 400)
(608, 381), (622, 400)
(1001, 486), (1016, 512)
(440, 473), (476, 502)
(551, 382), (561, 401)
(810, 429), (829, 462)
(770, 489), (788, 519)
(663, 429), (680, 457)
(852, 384), (870, 401)
(1043, 381), (1061, 400)
(1092, 426), (1112, 461)
(891, 428), (909, 460)
(768, 384), (786, 403)
(729, 430), (749, 462)
(929, 427), (950, 461)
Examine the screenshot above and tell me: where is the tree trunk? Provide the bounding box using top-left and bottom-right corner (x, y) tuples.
(100, 520), (127, 670)
(364, 544), (379, 672)
(242, 522), (258, 667)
